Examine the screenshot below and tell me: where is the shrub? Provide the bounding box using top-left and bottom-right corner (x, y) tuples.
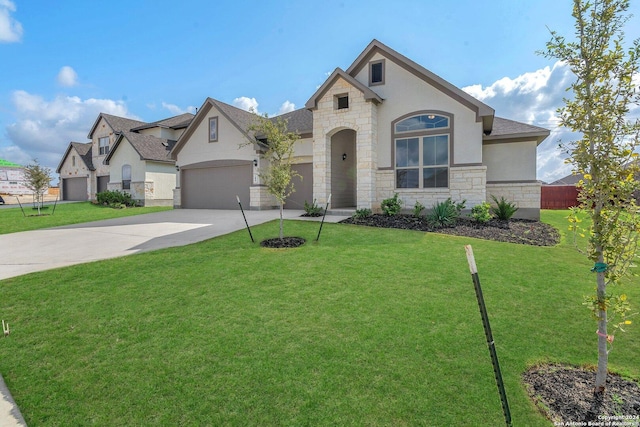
(353, 208), (372, 219)
(381, 193), (402, 216)
(490, 195), (518, 220)
(413, 201), (425, 217)
(471, 202), (492, 223)
(96, 190), (137, 208)
(303, 199), (323, 216)
(427, 198), (465, 228)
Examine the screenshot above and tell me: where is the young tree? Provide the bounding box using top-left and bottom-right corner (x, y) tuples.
(543, 0), (640, 394)
(23, 159), (52, 215)
(249, 114), (300, 240)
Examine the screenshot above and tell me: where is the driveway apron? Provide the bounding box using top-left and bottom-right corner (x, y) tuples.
(0, 209), (330, 281)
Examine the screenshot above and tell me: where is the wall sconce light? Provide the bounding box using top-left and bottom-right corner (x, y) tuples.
(175, 165), (180, 171)
(253, 159), (258, 167)
(342, 153), (347, 161)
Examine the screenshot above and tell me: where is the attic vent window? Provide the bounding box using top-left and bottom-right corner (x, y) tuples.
(369, 60), (385, 86)
(337, 95), (349, 110)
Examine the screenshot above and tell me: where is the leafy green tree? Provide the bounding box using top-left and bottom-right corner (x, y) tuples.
(542, 0), (640, 394)
(23, 159), (52, 215)
(249, 114), (300, 240)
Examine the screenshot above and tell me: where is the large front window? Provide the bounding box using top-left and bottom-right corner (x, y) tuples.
(394, 113), (451, 189)
(99, 137), (109, 155)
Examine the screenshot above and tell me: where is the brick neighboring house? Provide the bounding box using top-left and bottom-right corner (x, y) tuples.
(57, 113), (193, 205)
(171, 39), (550, 219)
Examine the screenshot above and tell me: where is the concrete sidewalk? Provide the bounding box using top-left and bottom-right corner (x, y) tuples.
(0, 208), (348, 425)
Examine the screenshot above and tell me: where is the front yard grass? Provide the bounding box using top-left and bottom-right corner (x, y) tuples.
(0, 202), (172, 235)
(0, 211), (638, 425)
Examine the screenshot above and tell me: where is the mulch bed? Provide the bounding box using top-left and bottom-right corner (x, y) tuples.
(340, 214), (560, 246)
(523, 364), (640, 424)
(260, 237), (306, 248)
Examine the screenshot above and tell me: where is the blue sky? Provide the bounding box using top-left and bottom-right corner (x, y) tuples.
(1, 0), (639, 182)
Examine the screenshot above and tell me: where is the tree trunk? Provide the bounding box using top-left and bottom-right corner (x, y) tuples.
(595, 267), (608, 394)
(279, 201), (284, 240)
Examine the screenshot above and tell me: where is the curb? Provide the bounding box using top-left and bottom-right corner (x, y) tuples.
(0, 373), (27, 426)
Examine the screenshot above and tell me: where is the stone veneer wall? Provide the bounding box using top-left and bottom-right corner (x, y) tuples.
(312, 77), (378, 210)
(375, 165), (487, 211)
(173, 188), (181, 208)
(250, 185), (277, 210)
(487, 182), (541, 220)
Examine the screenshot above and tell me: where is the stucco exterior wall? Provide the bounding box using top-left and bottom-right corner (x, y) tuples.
(483, 140), (537, 182)
(175, 105), (257, 168)
(353, 52), (483, 168)
(146, 163), (177, 201)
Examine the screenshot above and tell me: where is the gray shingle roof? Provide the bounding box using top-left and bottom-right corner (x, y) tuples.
(274, 108), (313, 135)
(100, 114), (147, 133)
(71, 142), (94, 170)
(114, 131), (175, 163)
(486, 117), (550, 143)
(131, 113), (194, 131)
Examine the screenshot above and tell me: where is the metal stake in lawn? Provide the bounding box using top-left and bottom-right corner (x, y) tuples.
(15, 196), (26, 217)
(465, 245), (512, 427)
(315, 193), (332, 242)
(236, 195), (254, 243)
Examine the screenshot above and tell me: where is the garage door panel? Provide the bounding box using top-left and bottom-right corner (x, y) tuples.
(182, 165), (250, 209)
(62, 178), (87, 201)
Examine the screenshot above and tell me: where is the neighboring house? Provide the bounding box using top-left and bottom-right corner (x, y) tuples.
(57, 113), (193, 205)
(171, 39), (549, 219)
(0, 159), (31, 195)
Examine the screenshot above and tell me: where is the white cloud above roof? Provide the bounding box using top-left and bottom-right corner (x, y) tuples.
(57, 66), (78, 87)
(233, 96), (259, 114)
(161, 102), (196, 115)
(5, 90), (136, 169)
(0, 0), (22, 43)
(277, 101), (295, 115)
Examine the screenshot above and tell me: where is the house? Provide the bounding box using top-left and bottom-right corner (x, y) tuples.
(57, 112), (193, 205)
(170, 39), (549, 219)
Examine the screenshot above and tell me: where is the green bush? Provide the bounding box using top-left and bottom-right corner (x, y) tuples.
(490, 195), (518, 220)
(427, 198), (465, 228)
(303, 199), (323, 216)
(381, 193), (402, 216)
(96, 190), (137, 208)
(353, 208), (372, 219)
(413, 201), (425, 217)
(471, 202), (492, 223)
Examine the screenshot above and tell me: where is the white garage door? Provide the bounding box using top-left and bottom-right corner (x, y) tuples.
(181, 163), (251, 209)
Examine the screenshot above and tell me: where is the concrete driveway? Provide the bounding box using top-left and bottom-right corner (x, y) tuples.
(0, 209), (346, 281)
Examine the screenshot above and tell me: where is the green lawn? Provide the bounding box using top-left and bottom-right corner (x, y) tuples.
(0, 202), (172, 234)
(0, 211), (638, 426)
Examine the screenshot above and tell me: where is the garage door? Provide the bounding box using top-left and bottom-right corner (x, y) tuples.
(62, 177), (88, 201)
(97, 175), (109, 193)
(285, 163), (313, 210)
(182, 163), (251, 209)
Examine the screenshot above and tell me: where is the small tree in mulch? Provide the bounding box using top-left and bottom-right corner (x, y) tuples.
(247, 113), (303, 247)
(543, 0), (640, 397)
(23, 159), (52, 216)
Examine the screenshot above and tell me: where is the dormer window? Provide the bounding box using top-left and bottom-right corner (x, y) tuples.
(98, 137), (109, 155)
(369, 60), (385, 86)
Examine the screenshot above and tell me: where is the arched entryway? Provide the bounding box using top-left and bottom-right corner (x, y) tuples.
(331, 129), (357, 208)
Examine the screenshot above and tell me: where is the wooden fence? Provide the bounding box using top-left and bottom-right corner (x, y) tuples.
(541, 185), (579, 209)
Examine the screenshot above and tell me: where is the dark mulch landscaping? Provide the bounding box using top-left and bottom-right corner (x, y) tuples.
(524, 364), (640, 424)
(340, 214), (560, 246)
(260, 237), (306, 248)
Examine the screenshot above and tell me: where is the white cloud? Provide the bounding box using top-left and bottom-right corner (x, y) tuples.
(56, 66), (78, 87)
(277, 100), (295, 115)
(161, 102), (196, 115)
(0, 0), (23, 43)
(4, 90), (136, 170)
(233, 96), (259, 114)
(463, 61), (577, 183)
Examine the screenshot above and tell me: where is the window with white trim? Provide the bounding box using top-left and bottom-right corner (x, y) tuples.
(394, 114), (450, 189)
(99, 137), (109, 155)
